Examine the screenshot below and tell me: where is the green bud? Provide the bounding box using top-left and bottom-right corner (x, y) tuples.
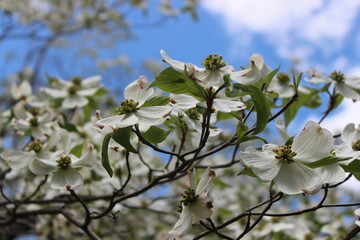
(27, 140), (43, 153)
(28, 117), (39, 127)
(184, 108), (201, 120)
(71, 77), (82, 86)
(115, 99), (139, 115)
(180, 188), (198, 207)
(277, 73), (290, 84)
(67, 84), (79, 95)
(352, 140), (360, 151)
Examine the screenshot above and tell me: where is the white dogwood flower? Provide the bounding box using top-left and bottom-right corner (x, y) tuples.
(161, 50), (235, 88)
(41, 75), (101, 109)
(240, 121), (333, 195)
(355, 209), (360, 227)
(230, 53), (271, 85)
(169, 168), (215, 236)
(306, 71), (360, 101)
(29, 128), (97, 189)
(96, 76), (171, 131)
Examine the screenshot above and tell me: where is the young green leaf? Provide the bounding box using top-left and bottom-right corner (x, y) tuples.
(101, 133), (113, 177)
(305, 156), (351, 169)
(70, 144), (84, 158)
(141, 96), (170, 107)
(111, 127), (138, 153)
(142, 126), (170, 144)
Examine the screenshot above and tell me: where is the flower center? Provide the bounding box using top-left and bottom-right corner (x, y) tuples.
(71, 77), (82, 86)
(273, 145), (297, 164)
(201, 54), (226, 70)
(27, 140), (43, 153)
(184, 108), (201, 120)
(28, 117), (39, 127)
(329, 70), (345, 83)
(352, 140), (360, 151)
(180, 188), (198, 206)
(67, 84), (79, 95)
(56, 155), (72, 169)
(277, 73), (290, 84)
(115, 99), (139, 115)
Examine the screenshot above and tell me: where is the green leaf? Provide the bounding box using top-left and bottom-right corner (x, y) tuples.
(241, 85), (271, 134)
(141, 96), (170, 107)
(101, 134), (113, 177)
(183, 68), (207, 99)
(70, 144), (84, 158)
(341, 160), (360, 173)
(264, 66), (280, 89)
(304, 93), (322, 109)
(46, 74), (57, 85)
(305, 156), (351, 169)
(151, 67), (188, 94)
(142, 126), (170, 144)
(332, 94), (344, 111)
(236, 122), (248, 143)
(237, 168), (257, 178)
(353, 172), (360, 181)
(94, 87), (109, 97)
(111, 127), (138, 153)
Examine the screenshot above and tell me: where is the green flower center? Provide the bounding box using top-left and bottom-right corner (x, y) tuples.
(29, 117), (39, 127)
(277, 73), (290, 84)
(352, 140), (360, 151)
(115, 99), (139, 115)
(56, 155), (72, 169)
(71, 77), (82, 86)
(273, 145), (297, 164)
(67, 84), (79, 95)
(27, 140), (43, 153)
(180, 188), (198, 207)
(329, 70), (345, 83)
(201, 54), (226, 70)
(184, 108), (201, 120)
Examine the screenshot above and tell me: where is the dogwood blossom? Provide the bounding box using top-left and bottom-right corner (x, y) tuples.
(355, 209), (360, 227)
(11, 80), (32, 101)
(96, 76), (171, 131)
(230, 53), (271, 85)
(41, 75), (102, 109)
(240, 121), (333, 194)
(29, 128), (97, 189)
(161, 50), (235, 88)
(169, 168), (215, 236)
(267, 72), (310, 98)
(11, 101), (55, 140)
(306, 70), (360, 101)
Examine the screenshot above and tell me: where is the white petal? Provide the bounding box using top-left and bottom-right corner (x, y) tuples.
(275, 117), (292, 142)
(305, 75), (330, 84)
(213, 99), (245, 113)
(72, 145), (97, 168)
(135, 106), (171, 126)
(168, 205), (193, 236)
(50, 168), (83, 189)
(292, 121), (333, 162)
(230, 68), (262, 85)
(321, 164), (346, 184)
(342, 123), (360, 144)
(40, 87), (67, 98)
(355, 208), (360, 217)
(13, 101), (28, 119)
(334, 144), (360, 164)
(82, 75), (101, 88)
(124, 76), (154, 105)
(1, 150), (36, 171)
(240, 146), (282, 182)
(11, 81), (32, 100)
(31, 126), (47, 140)
(249, 53), (264, 70)
(161, 50), (187, 72)
(335, 83), (360, 100)
(96, 114), (138, 129)
(188, 168), (197, 189)
(189, 198), (212, 220)
(195, 70), (222, 87)
(77, 88), (99, 96)
(274, 162), (321, 195)
(29, 157), (57, 175)
(195, 167), (215, 196)
(62, 95), (88, 109)
(170, 94), (200, 109)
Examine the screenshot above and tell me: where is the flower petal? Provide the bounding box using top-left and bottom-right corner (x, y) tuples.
(274, 162), (321, 195)
(1, 150), (36, 171)
(62, 95), (89, 109)
(213, 98), (245, 113)
(335, 83), (360, 100)
(96, 114), (138, 130)
(29, 157), (57, 175)
(230, 68), (262, 85)
(321, 164), (346, 184)
(124, 76), (154, 105)
(168, 205), (193, 236)
(240, 146), (282, 182)
(342, 123), (360, 144)
(195, 167), (215, 196)
(72, 145), (97, 168)
(170, 94), (200, 109)
(50, 168), (83, 189)
(292, 121), (333, 162)
(161, 50), (187, 72)
(135, 106), (171, 126)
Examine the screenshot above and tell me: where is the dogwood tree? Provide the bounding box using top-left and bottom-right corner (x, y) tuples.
(1, 1), (360, 240)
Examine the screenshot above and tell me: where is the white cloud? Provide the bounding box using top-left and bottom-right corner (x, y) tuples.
(201, 0), (360, 61)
